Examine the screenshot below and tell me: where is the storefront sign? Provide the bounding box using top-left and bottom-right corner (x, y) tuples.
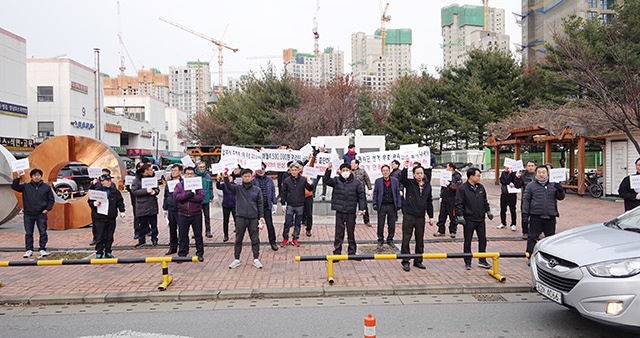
(0, 137), (34, 151)
(70, 81), (88, 94)
(126, 148), (152, 156)
(140, 130), (153, 138)
(0, 100), (28, 117)
(105, 123), (122, 134)
(111, 146), (126, 155)
(71, 120), (94, 129)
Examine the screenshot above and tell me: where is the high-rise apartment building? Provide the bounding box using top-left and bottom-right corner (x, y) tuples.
(283, 47), (344, 86)
(168, 61), (213, 121)
(441, 4), (509, 68)
(351, 28), (412, 91)
(103, 69), (169, 103)
(521, 0), (618, 62)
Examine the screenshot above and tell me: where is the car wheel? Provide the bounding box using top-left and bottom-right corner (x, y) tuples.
(55, 186), (72, 200)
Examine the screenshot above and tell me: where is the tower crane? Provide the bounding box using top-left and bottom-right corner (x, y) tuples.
(159, 17), (238, 92)
(482, 0), (490, 31)
(380, 2), (391, 56)
(117, 1), (137, 75)
(312, 0), (320, 56)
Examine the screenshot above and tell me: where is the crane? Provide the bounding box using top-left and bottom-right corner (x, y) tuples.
(312, 0), (320, 56)
(159, 16), (238, 92)
(482, 0), (490, 31)
(380, 2), (391, 56)
(117, 1), (137, 75)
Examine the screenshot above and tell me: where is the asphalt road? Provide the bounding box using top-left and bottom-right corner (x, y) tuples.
(1, 293), (635, 338)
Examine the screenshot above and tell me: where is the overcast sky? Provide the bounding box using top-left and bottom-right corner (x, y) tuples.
(3, 0), (522, 83)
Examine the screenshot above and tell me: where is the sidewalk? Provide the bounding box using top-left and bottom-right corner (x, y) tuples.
(0, 179), (624, 305)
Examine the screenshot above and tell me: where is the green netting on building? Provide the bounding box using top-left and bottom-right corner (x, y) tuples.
(441, 4), (459, 27)
(441, 4), (484, 28)
(373, 28), (412, 45)
(187, 61), (210, 66)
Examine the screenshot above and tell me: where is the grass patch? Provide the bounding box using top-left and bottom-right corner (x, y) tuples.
(38, 251), (94, 260)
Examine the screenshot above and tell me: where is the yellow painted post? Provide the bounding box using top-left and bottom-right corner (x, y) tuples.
(158, 260), (173, 291)
(487, 254), (506, 282)
(327, 259), (334, 284)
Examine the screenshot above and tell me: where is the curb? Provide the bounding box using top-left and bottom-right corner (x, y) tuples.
(0, 283), (533, 306)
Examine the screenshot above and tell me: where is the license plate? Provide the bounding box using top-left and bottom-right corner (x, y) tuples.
(536, 282), (562, 304)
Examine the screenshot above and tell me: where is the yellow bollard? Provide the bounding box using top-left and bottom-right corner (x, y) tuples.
(327, 259), (334, 284)
(487, 255), (506, 282)
(158, 260), (173, 291)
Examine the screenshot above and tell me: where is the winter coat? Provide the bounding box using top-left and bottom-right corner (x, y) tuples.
(280, 175), (312, 207)
(12, 178), (54, 215)
(163, 177), (182, 211)
(618, 174), (640, 211)
(455, 181), (490, 222)
(224, 176), (264, 219)
(324, 169), (366, 214)
(216, 180), (237, 208)
(500, 170), (517, 194)
(195, 169), (213, 204)
(522, 180), (565, 218)
(352, 168), (372, 190)
(254, 174), (277, 210)
(372, 176), (402, 211)
(399, 168), (434, 218)
(514, 170), (536, 190)
(131, 175), (160, 217)
(173, 181), (205, 217)
(390, 168), (404, 192)
(440, 171), (462, 202)
(88, 184), (125, 220)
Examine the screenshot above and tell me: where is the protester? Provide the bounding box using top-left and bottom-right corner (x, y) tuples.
(398, 158), (434, 272)
(351, 159), (372, 227)
(456, 168), (493, 270)
(173, 166), (205, 262)
(324, 162), (367, 256)
(425, 152), (437, 183)
(129, 161), (144, 239)
(390, 159), (404, 194)
(434, 162), (462, 238)
(11, 168), (54, 258)
(254, 162), (279, 251)
(216, 167), (240, 242)
(617, 157), (640, 211)
(280, 162), (313, 247)
(276, 143), (290, 199)
(195, 161), (214, 238)
(131, 163), (160, 247)
(162, 164), (182, 255)
(225, 168), (265, 269)
(522, 165), (565, 265)
(88, 174), (125, 258)
(498, 166), (518, 231)
(88, 168), (112, 246)
(372, 164), (402, 248)
(302, 152), (318, 237)
(343, 144), (357, 164)
(514, 160), (537, 239)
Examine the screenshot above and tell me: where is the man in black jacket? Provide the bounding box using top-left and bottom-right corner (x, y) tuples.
(88, 174), (126, 258)
(456, 168), (493, 270)
(522, 165), (566, 263)
(131, 163), (160, 247)
(514, 160), (537, 239)
(398, 159), (434, 272)
(324, 162), (366, 255)
(618, 157), (640, 211)
(435, 162), (462, 238)
(162, 164), (182, 255)
(12, 168), (55, 258)
(280, 162), (313, 247)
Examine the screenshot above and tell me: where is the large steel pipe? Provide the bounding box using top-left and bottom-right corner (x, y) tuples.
(0, 145), (21, 226)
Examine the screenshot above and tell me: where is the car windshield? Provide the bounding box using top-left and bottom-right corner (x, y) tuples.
(604, 207), (640, 232)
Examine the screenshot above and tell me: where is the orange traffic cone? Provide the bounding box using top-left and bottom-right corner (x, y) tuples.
(364, 313), (376, 338)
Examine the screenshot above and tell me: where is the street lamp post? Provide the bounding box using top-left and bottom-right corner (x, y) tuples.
(154, 130), (159, 165)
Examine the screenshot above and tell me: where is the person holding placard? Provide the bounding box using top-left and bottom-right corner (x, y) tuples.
(195, 162), (214, 238)
(280, 162), (314, 247)
(88, 174), (125, 258)
(617, 157), (640, 211)
(351, 159), (372, 227)
(224, 168), (265, 269)
(88, 168), (112, 246)
(399, 158), (434, 272)
(173, 167), (205, 262)
(129, 162), (144, 239)
(216, 166), (240, 242)
(372, 164), (402, 248)
(498, 166), (518, 231)
(131, 164), (160, 247)
(514, 160), (537, 239)
(254, 162), (279, 250)
(435, 162), (462, 238)
(522, 165), (566, 265)
(12, 168), (55, 258)
(162, 164), (182, 255)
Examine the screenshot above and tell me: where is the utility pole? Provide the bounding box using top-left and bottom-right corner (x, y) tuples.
(94, 48), (101, 140)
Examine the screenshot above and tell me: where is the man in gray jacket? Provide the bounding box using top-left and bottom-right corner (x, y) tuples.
(224, 168), (265, 269)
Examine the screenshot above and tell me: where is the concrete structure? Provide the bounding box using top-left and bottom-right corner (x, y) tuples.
(351, 29), (412, 91)
(283, 47), (344, 86)
(168, 61), (214, 122)
(103, 69), (170, 104)
(441, 4), (509, 68)
(0, 27), (30, 154)
(521, 0), (618, 62)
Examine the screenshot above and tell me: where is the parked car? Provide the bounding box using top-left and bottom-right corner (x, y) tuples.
(54, 162), (92, 200)
(125, 164), (166, 185)
(531, 207), (640, 332)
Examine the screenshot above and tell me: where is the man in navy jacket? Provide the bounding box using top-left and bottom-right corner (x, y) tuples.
(372, 164), (402, 248)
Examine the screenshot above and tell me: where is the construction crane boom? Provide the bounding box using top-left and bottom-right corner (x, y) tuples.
(117, 1), (137, 74)
(159, 16), (237, 91)
(312, 0), (320, 56)
(482, 0), (489, 31)
(380, 2), (391, 56)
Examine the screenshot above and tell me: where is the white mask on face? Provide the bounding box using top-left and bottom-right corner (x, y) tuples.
(341, 172), (351, 179)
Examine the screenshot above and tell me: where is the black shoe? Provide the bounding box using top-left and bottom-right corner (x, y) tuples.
(402, 262), (410, 272)
(223, 235), (229, 242)
(464, 263), (472, 270)
(197, 255), (204, 262)
(386, 240), (395, 247)
(377, 242), (384, 249)
(270, 243), (279, 251)
(413, 262), (426, 269)
(478, 261), (492, 269)
(206, 232), (213, 238)
(89, 240), (97, 246)
(135, 241), (146, 248)
(152, 240), (158, 247)
(305, 229), (312, 237)
(165, 249), (177, 255)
